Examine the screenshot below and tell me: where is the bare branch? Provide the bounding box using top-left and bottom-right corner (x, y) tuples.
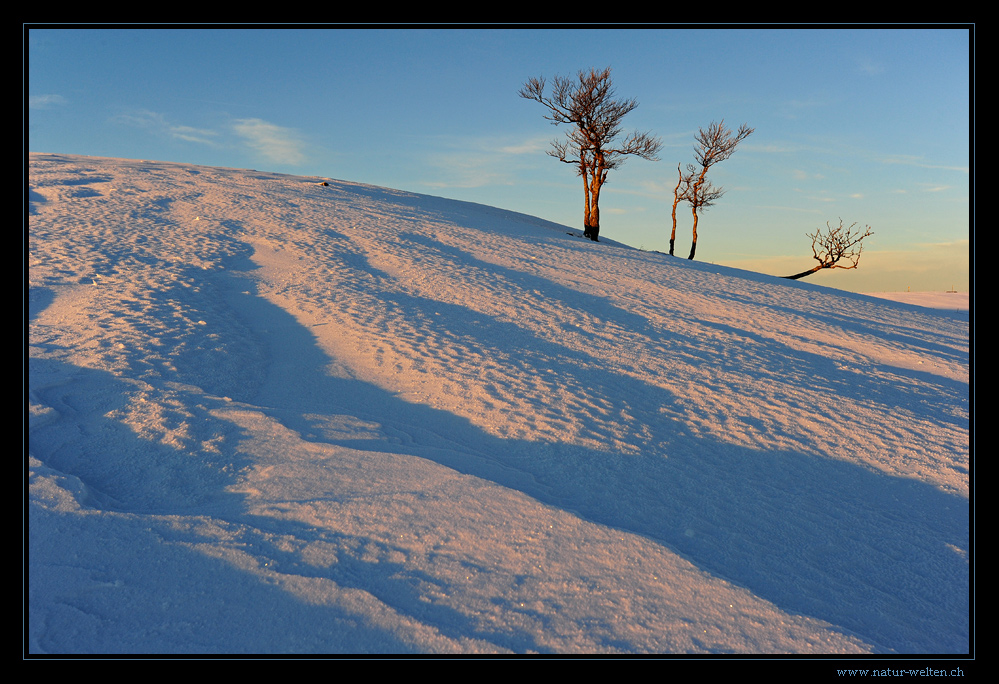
(689, 175), (725, 210)
(782, 219), (874, 280)
(693, 120), (755, 171)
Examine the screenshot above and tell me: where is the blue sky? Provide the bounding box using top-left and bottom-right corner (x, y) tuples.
(27, 26), (972, 293)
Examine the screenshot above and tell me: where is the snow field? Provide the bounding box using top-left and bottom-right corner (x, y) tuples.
(28, 154), (969, 655)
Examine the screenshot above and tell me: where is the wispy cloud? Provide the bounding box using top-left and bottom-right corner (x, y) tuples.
(792, 169), (825, 181)
(856, 57), (886, 76)
(918, 184), (954, 193)
(110, 110), (309, 165)
(113, 110), (219, 146)
(231, 118), (308, 166)
(777, 96), (835, 120)
(498, 136), (551, 156)
(914, 238), (969, 250)
(421, 134), (552, 189)
(168, 125), (220, 146)
(878, 154), (969, 173)
(423, 151), (511, 189)
(30, 94), (67, 109)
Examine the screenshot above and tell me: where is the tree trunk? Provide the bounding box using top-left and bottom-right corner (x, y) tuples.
(669, 203), (678, 255)
(687, 207), (699, 260)
(782, 265), (823, 280)
(670, 163), (684, 256)
(588, 169), (603, 241)
(687, 169), (709, 260)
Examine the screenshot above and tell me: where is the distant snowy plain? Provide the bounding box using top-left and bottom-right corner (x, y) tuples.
(27, 154), (970, 656)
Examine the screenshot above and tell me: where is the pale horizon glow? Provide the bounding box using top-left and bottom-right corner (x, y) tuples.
(26, 26), (972, 293)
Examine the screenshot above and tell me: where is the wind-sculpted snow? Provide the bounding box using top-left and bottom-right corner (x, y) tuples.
(27, 154), (970, 655)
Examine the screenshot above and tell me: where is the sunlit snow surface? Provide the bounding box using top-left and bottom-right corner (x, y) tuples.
(27, 154), (970, 655)
(863, 291), (969, 311)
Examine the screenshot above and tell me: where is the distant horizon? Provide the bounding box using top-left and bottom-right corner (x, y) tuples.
(26, 26), (972, 293)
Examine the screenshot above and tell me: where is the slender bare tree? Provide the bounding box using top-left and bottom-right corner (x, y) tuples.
(782, 219), (874, 280)
(520, 67), (662, 242)
(675, 120), (754, 259)
(669, 164), (693, 256)
(671, 162), (726, 256)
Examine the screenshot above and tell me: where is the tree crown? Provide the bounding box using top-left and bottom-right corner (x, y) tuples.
(693, 120), (755, 170)
(520, 67), (662, 170)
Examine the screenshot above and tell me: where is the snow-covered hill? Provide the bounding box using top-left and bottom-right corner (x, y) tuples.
(27, 154), (970, 656)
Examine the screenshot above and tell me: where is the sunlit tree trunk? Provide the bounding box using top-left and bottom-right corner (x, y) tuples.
(782, 265), (823, 280)
(670, 164), (687, 256)
(588, 168), (604, 241)
(687, 205), (699, 260)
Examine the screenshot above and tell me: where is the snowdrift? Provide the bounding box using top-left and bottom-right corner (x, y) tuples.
(27, 154), (970, 655)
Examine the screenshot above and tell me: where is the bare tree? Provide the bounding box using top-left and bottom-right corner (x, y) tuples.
(782, 219), (874, 280)
(671, 162), (726, 256)
(669, 164), (693, 256)
(520, 67), (662, 242)
(674, 120), (753, 259)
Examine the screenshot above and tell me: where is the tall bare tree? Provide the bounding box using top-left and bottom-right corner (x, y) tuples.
(782, 219), (873, 280)
(674, 120), (754, 259)
(520, 67), (662, 242)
